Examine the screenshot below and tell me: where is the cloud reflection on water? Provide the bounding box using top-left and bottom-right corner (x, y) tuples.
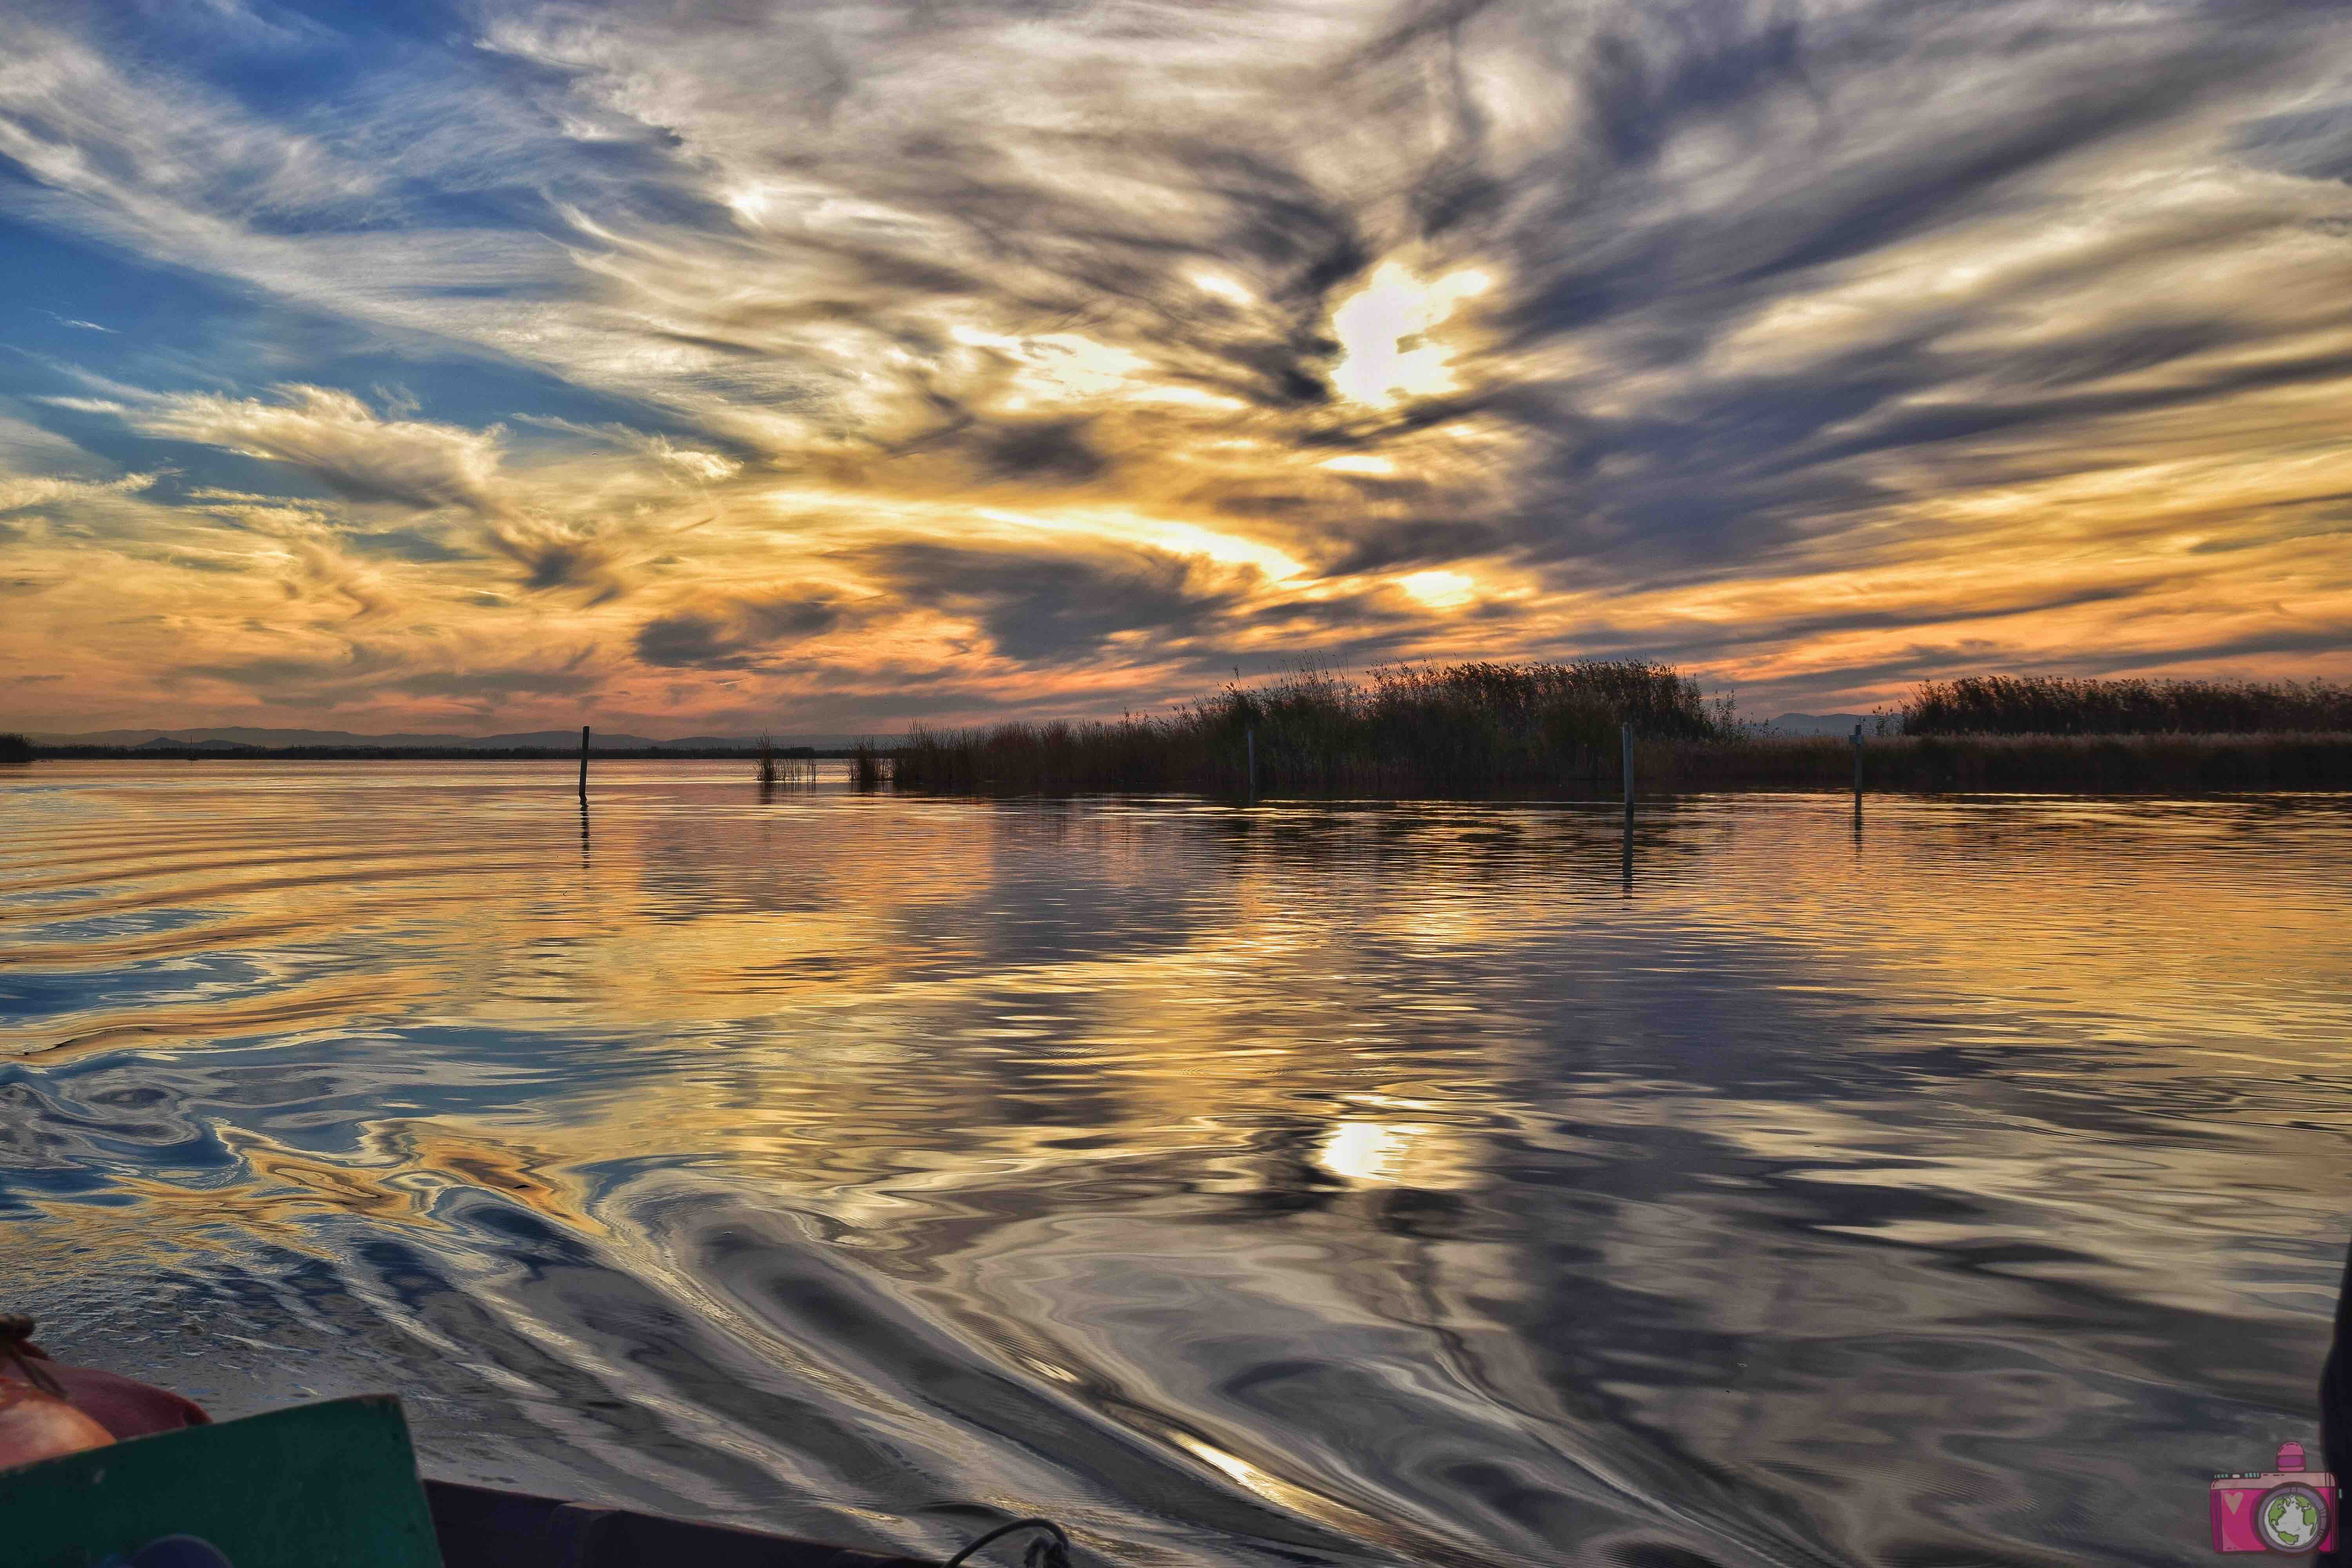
(0, 764), (2348, 1565)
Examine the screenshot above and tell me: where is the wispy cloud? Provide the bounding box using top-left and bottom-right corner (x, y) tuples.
(125, 385), (507, 512)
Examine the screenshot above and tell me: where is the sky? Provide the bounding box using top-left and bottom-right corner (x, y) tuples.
(2, 0), (2350, 737)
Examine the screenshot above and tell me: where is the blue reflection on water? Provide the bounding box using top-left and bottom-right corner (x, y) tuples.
(1, 763), (2348, 1567)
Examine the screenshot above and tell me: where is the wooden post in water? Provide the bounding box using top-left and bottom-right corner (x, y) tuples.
(578, 725), (589, 800)
(1620, 721), (1634, 812)
(1851, 722), (1864, 805)
(1246, 727), (1256, 803)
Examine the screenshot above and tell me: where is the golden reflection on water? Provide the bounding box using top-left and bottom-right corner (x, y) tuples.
(2, 764), (2350, 1566)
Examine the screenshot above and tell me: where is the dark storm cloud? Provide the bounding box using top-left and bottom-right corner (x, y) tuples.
(509, 539), (605, 593)
(478, 526), (632, 603)
(2237, 98), (2352, 183)
(181, 650), (392, 688)
(1320, 519), (1507, 576)
(856, 542), (1252, 663)
(388, 667), (601, 699)
(972, 419), (1108, 485)
(633, 613), (746, 670)
(182, 643), (601, 702)
(885, 401), (1114, 486)
(632, 594), (855, 670)
(846, 533), (1473, 676)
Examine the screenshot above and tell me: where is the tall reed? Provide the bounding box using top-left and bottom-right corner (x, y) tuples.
(1904, 676), (2352, 735)
(753, 737), (818, 789)
(1642, 732), (2352, 792)
(893, 660), (1725, 796)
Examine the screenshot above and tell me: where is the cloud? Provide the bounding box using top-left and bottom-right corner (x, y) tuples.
(2, 0), (2352, 731)
(345, 526), (480, 564)
(387, 666), (602, 699)
(485, 529), (616, 595)
(631, 594), (854, 670)
(2236, 94), (2352, 184)
(71, 384), (670, 601)
(855, 540), (1258, 664)
(0, 469), (155, 517)
(178, 639), (605, 708)
(124, 385), (507, 513)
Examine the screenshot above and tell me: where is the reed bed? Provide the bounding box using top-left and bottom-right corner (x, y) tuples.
(897, 724), (2352, 799)
(755, 735), (819, 788)
(893, 661), (1723, 796)
(0, 733), (31, 764)
(1904, 676), (2352, 735)
(1645, 732), (2352, 793)
(886, 660), (2352, 797)
(848, 739), (889, 791)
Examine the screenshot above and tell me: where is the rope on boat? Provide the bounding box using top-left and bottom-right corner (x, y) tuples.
(941, 1516), (1073, 1568)
(0, 1314), (68, 1399)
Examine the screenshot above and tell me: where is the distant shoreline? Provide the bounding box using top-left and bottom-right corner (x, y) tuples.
(22, 745), (831, 762)
(11, 670), (2351, 791)
(895, 729), (2352, 796)
(9, 735), (2352, 793)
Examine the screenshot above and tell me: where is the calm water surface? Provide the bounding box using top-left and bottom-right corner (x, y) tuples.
(3, 763), (2349, 1567)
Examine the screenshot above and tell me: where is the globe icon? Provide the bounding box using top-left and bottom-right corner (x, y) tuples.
(2258, 1485), (2327, 1552)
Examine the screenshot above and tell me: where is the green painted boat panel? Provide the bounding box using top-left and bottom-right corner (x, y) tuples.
(0, 1395), (442, 1568)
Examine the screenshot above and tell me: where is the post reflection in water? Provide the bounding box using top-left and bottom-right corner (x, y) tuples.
(1, 762), (2349, 1568)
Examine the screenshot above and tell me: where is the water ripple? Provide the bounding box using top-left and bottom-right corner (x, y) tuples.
(2, 762), (2349, 1565)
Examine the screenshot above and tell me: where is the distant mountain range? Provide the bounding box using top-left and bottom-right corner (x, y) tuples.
(33, 715), (1896, 748)
(36, 726), (846, 751)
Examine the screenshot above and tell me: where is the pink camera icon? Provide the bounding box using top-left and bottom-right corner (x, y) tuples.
(2212, 1441), (2337, 1553)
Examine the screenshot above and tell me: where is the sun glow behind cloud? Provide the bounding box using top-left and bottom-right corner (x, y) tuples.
(1397, 570), (1476, 610)
(1327, 263), (1494, 409)
(0, 0), (2348, 737)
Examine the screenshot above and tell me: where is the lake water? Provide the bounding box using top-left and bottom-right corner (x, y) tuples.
(3, 762), (2348, 1566)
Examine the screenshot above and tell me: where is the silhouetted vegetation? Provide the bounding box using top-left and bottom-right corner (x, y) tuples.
(755, 735), (818, 788)
(1644, 732), (2352, 793)
(886, 662), (2352, 797)
(893, 661), (1726, 795)
(848, 739), (888, 791)
(0, 733), (33, 764)
(1904, 675), (2352, 736)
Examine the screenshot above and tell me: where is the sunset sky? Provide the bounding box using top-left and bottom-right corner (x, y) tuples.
(4, 0), (2350, 737)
